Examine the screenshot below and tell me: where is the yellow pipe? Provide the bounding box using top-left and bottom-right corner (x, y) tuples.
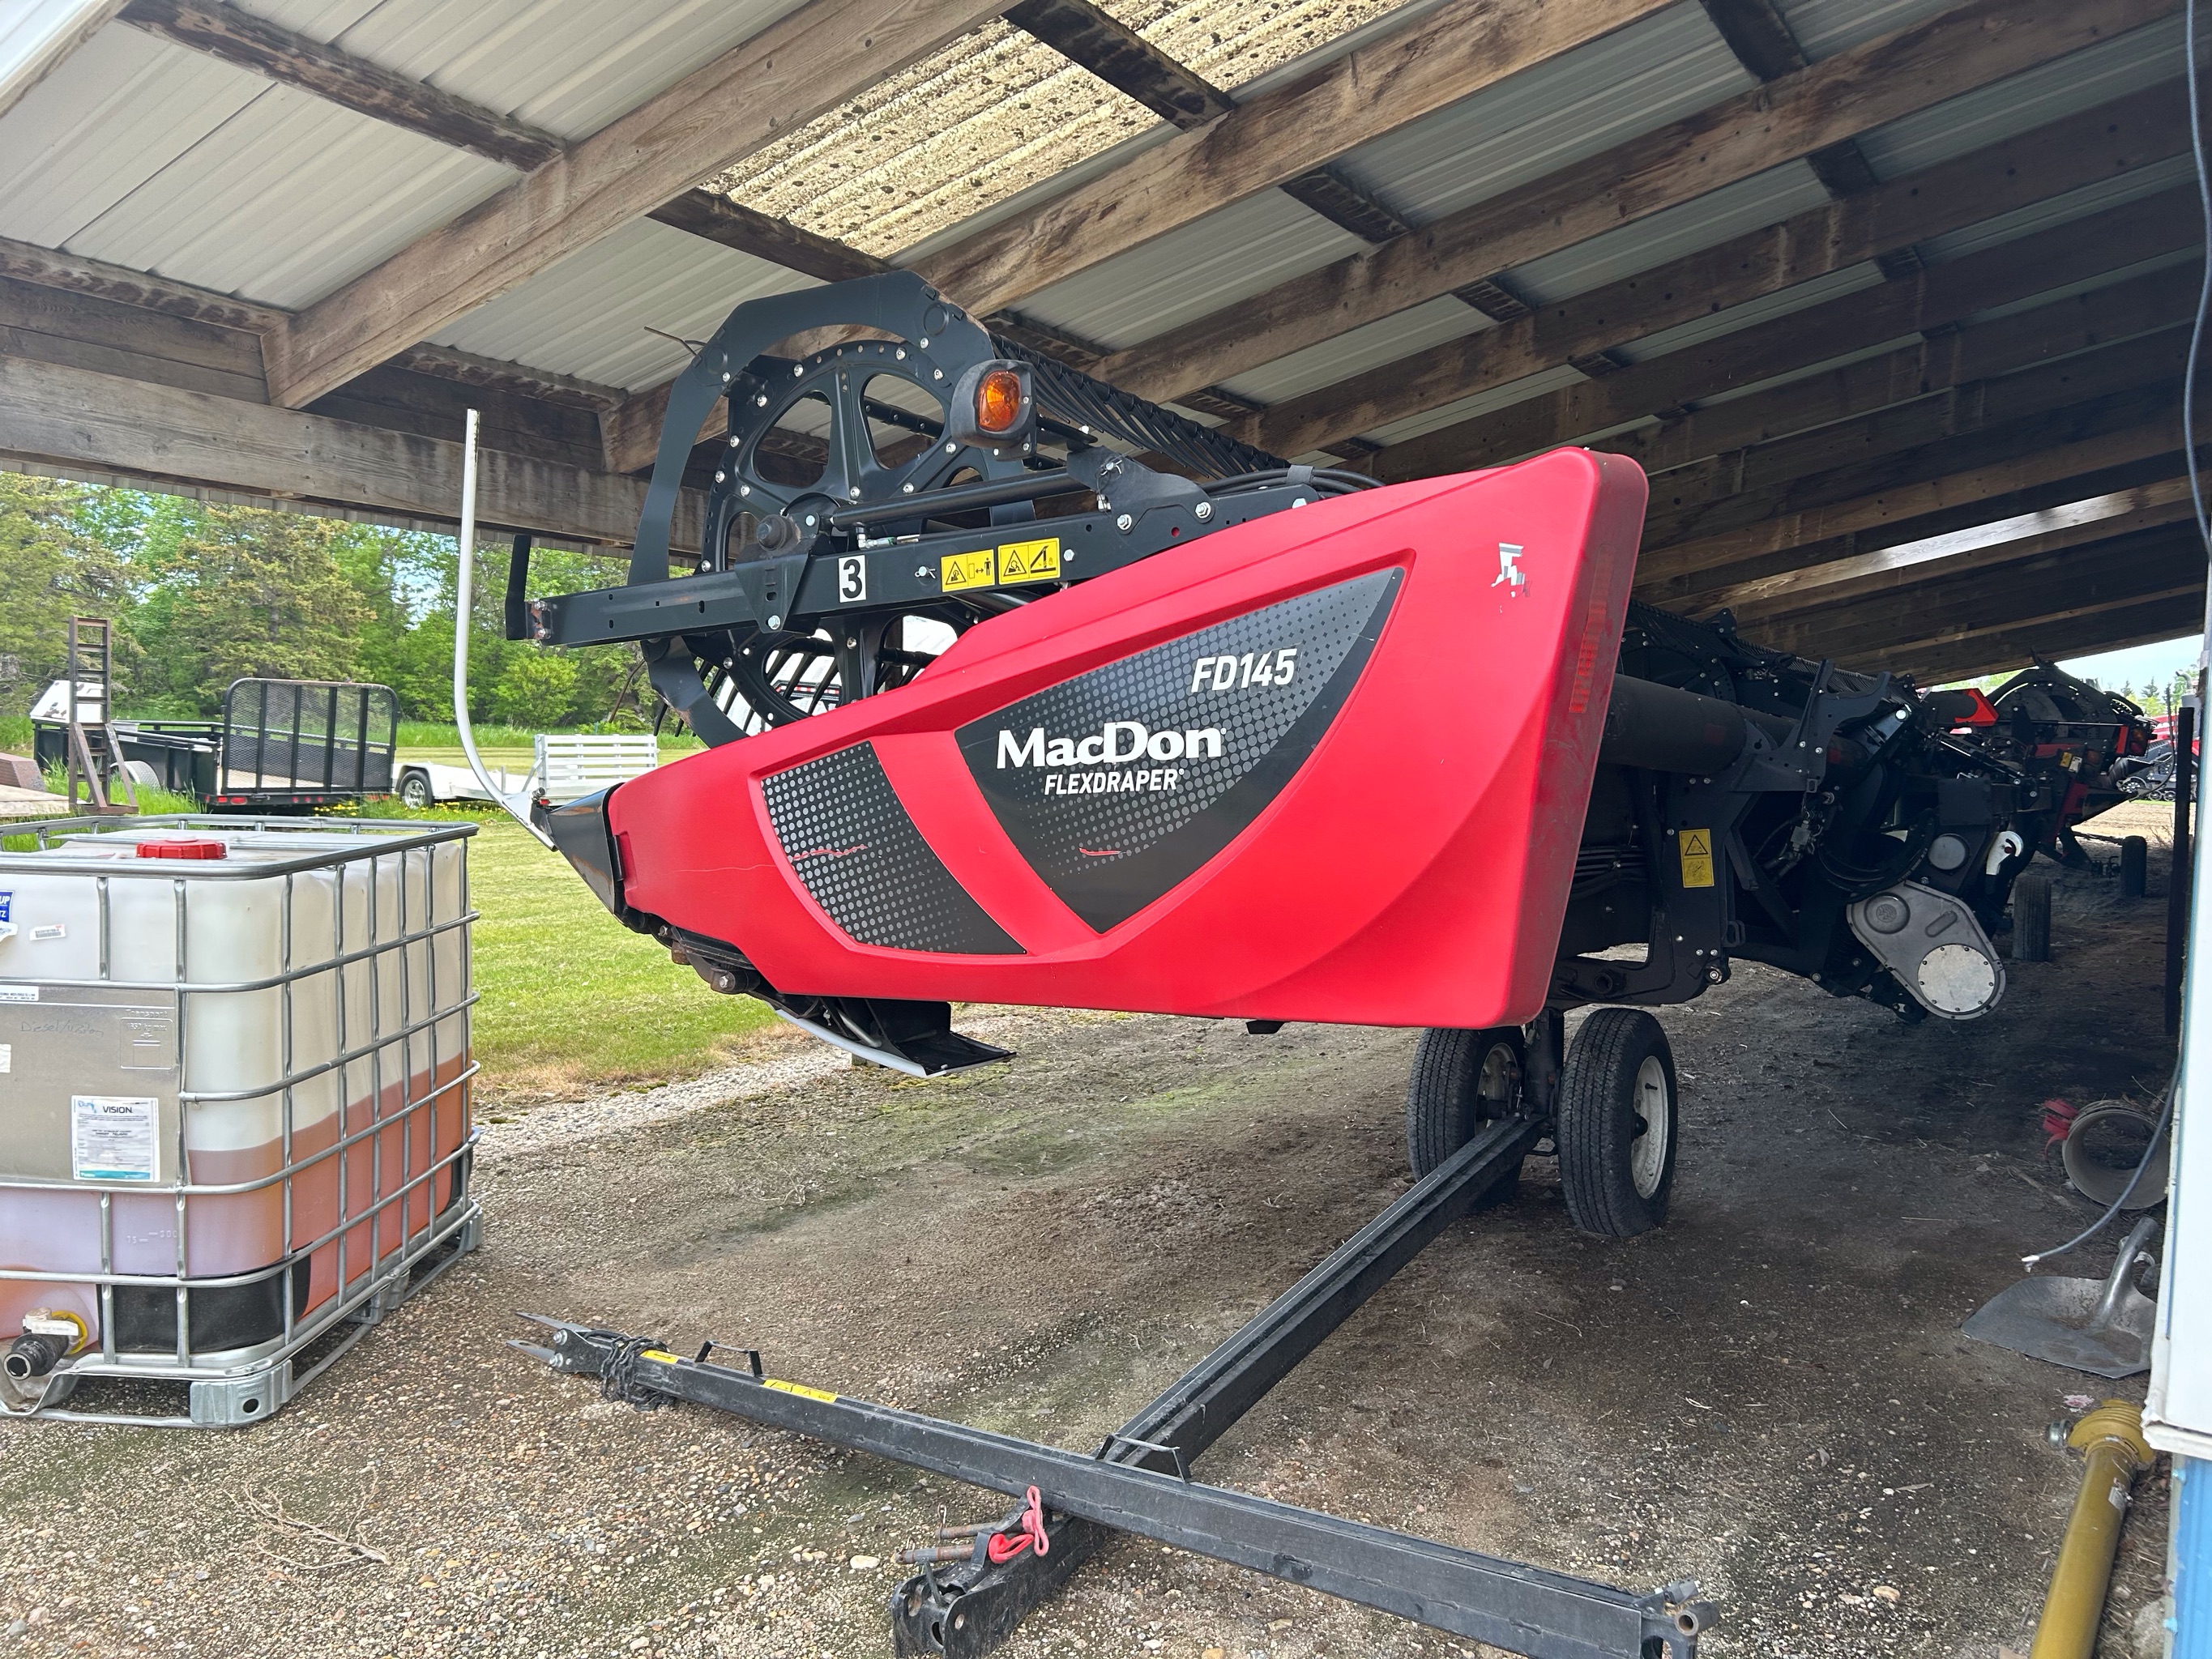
(2029, 1399), (2154, 1659)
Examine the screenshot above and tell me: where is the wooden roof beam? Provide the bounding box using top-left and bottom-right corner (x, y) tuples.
(916, 0), (1685, 317)
(1234, 80), (2189, 459)
(266, 0), (1006, 409)
(1706, 476), (2197, 622)
(1867, 592), (2206, 682)
(1641, 360), (2186, 555)
(1608, 267), (2201, 476)
(1637, 414), (2198, 591)
(1751, 526), (2205, 666)
(1095, 0), (2176, 407)
(1372, 185), (2200, 481)
(0, 350), (704, 549)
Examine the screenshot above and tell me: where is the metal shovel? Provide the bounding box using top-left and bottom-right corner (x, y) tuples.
(1963, 1215), (2162, 1379)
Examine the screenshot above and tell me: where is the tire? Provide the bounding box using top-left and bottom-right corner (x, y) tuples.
(1405, 1027), (1526, 1196)
(1557, 1008), (1679, 1239)
(399, 771), (433, 810)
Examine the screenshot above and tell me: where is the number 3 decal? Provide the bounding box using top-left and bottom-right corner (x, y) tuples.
(836, 555), (866, 603)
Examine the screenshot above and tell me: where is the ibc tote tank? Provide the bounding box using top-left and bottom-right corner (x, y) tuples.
(0, 817), (476, 1418)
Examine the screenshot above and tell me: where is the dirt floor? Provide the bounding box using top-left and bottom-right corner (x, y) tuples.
(0, 804), (2186, 1659)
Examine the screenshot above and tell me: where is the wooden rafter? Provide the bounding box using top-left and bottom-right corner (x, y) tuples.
(1605, 269), (2200, 479)
(1696, 0), (1911, 254)
(1002, 0), (1231, 127)
(1638, 416), (2197, 591)
(1709, 479), (2197, 621)
(118, 0), (564, 168)
(1095, 0), (2178, 406)
(266, 0), (1006, 410)
(1751, 523), (2205, 664)
(1373, 187), (2200, 481)
(1868, 593), (2208, 682)
(1228, 83), (2189, 458)
(916, 0), (1684, 317)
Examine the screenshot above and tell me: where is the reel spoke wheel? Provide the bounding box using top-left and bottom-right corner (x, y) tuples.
(1557, 1008), (1678, 1238)
(1405, 1028), (1527, 1205)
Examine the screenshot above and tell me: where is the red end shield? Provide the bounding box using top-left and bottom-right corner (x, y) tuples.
(611, 447), (1647, 1028)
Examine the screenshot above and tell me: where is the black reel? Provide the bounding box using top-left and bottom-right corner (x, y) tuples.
(599, 269), (1361, 745)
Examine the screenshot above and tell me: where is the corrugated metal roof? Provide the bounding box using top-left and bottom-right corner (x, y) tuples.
(1362, 362), (1586, 446)
(238, 0), (819, 143)
(0, 0), (831, 306)
(1220, 294), (1486, 404)
(1612, 260), (1887, 365)
(1773, 0), (1951, 62)
(1506, 160), (1833, 306)
(1919, 153), (2197, 266)
(1853, 14), (2184, 180)
(429, 218), (817, 390)
(1018, 188), (1367, 350)
(0, 0), (122, 114)
(1333, 4), (1752, 224)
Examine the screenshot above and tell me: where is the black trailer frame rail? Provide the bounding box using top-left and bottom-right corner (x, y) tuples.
(516, 1117), (1711, 1659)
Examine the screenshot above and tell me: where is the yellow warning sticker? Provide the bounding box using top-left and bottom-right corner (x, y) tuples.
(941, 548), (996, 592)
(762, 1377), (840, 1405)
(1678, 828), (1715, 889)
(997, 536), (1061, 583)
(640, 1348), (682, 1364)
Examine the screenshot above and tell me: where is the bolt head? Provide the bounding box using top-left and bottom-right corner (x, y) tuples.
(1116, 514), (1134, 532)
(715, 471), (725, 483)
(767, 615), (782, 630)
(1194, 501), (1213, 521)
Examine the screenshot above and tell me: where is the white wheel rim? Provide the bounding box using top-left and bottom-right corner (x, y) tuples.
(1476, 1042), (1521, 1116)
(1629, 1055), (1671, 1199)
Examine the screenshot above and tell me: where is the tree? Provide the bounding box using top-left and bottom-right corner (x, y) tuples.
(489, 650), (582, 728)
(0, 474), (140, 717)
(127, 501), (373, 713)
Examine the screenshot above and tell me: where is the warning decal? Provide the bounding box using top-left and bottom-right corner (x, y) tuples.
(1678, 828), (1715, 889)
(998, 537), (1061, 583)
(762, 1378), (839, 1405)
(941, 548), (996, 592)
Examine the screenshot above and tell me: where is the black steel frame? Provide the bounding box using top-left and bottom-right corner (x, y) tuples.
(518, 1115), (1711, 1659)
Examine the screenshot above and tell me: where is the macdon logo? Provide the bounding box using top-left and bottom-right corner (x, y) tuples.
(997, 721), (1224, 769)
(997, 721), (1225, 795)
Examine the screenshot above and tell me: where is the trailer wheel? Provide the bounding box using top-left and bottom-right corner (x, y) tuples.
(1557, 1009), (1678, 1239)
(398, 770), (433, 810)
(1405, 1027), (1526, 1190)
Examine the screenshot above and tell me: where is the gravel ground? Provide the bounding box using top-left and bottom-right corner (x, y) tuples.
(0, 827), (2181, 1658)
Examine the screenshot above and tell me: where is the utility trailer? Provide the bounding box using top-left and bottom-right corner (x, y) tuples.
(485, 271), (2146, 1656)
(36, 678), (400, 812)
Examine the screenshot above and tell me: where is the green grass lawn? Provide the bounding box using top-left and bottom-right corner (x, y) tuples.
(460, 813), (775, 1102)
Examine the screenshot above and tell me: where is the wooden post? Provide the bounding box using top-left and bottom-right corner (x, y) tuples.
(2169, 698), (2197, 1035)
(2121, 835), (2149, 898)
(2014, 872), (2052, 964)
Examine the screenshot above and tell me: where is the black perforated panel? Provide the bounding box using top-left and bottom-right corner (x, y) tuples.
(763, 743), (1023, 955)
(957, 569), (1399, 931)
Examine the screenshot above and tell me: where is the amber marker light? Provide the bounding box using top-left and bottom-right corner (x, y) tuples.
(976, 367), (1025, 434)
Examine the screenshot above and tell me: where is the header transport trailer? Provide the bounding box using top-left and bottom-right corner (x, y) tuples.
(475, 270), (2147, 1659)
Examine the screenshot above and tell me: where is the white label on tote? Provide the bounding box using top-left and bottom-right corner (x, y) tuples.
(71, 1095), (158, 1182)
(0, 986), (35, 1002)
(0, 1043), (10, 1073)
